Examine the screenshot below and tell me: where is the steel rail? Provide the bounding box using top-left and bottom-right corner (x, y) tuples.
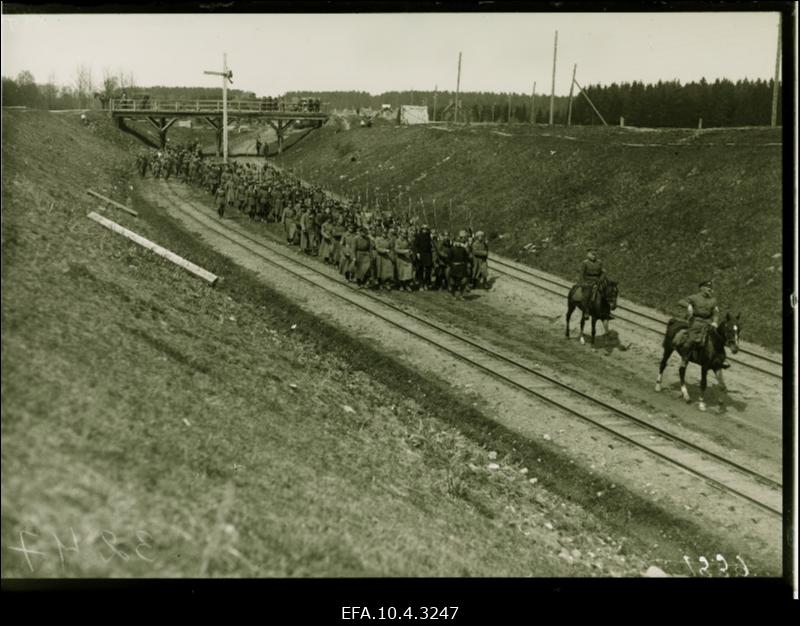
(488, 259), (783, 379)
(157, 180), (783, 518)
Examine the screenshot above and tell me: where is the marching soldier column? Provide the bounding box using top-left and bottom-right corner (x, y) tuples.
(136, 144), (491, 297)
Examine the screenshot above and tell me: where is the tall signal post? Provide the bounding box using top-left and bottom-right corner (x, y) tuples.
(204, 53), (234, 162)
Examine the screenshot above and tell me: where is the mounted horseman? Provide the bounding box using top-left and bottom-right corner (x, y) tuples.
(655, 280), (738, 411)
(579, 248), (607, 313)
(566, 248), (618, 344)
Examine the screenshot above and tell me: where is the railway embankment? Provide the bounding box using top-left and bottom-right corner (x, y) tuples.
(0, 109), (663, 578)
(1, 109), (783, 578)
(274, 121), (784, 352)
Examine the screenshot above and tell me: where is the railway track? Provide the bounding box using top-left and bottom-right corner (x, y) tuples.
(156, 179), (783, 518)
(488, 258), (783, 380)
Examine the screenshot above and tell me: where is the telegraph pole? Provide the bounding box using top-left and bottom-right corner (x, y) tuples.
(549, 30), (558, 126)
(567, 64), (577, 126)
(204, 53), (234, 162)
(530, 81), (536, 124)
(433, 84), (438, 122)
(771, 14), (781, 127)
(455, 52), (462, 123)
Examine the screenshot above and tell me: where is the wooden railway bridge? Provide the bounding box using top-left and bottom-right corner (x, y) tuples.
(109, 98), (329, 154)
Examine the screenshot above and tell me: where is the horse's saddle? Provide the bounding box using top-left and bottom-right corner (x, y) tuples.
(575, 283), (596, 301)
(668, 318), (690, 349)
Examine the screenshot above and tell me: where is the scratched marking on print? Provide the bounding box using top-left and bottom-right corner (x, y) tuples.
(682, 554), (752, 577)
(7, 528), (154, 572)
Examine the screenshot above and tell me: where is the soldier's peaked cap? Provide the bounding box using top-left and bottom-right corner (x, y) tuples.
(699, 279), (713, 288)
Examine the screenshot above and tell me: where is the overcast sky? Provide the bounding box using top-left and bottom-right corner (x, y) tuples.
(1, 11), (783, 96)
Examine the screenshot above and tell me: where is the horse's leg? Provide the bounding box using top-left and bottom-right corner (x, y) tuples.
(655, 346), (673, 392)
(679, 359), (691, 402)
(698, 367), (708, 412)
(565, 302), (575, 338)
(579, 312), (587, 345)
(590, 316), (597, 345)
(714, 369), (727, 393)
(602, 318), (610, 340)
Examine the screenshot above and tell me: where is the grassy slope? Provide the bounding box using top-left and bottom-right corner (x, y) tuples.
(275, 123), (783, 350)
(2, 110), (665, 578)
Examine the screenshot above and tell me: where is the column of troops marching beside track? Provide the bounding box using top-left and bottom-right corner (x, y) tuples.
(135, 144), (490, 298)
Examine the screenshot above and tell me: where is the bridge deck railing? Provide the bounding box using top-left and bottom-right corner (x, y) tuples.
(109, 99), (325, 114)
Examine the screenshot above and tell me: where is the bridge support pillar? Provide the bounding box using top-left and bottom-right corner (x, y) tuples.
(268, 119), (296, 155)
(204, 117), (222, 157)
(114, 116), (159, 149)
(146, 116), (177, 149)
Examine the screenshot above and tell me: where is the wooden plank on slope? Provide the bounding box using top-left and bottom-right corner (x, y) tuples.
(87, 211), (218, 286)
(86, 189), (139, 216)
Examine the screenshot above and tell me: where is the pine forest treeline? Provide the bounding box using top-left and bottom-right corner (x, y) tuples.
(2, 71), (782, 128)
(287, 78), (782, 127)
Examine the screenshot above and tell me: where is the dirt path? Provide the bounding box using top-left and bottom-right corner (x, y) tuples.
(138, 177), (783, 575)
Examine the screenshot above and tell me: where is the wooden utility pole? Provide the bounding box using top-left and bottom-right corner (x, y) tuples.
(530, 81), (536, 124)
(455, 52), (462, 124)
(549, 30), (558, 126)
(566, 64), (577, 126)
(573, 78), (608, 126)
(771, 14), (782, 127)
(507, 93), (512, 123)
(204, 53), (233, 162)
(433, 85), (438, 122)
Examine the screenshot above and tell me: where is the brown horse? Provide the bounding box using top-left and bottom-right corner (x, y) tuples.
(655, 312), (740, 411)
(565, 275), (618, 344)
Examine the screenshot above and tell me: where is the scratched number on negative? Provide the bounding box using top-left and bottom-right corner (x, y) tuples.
(8, 529), (154, 572)
(682, 554), (750, 577)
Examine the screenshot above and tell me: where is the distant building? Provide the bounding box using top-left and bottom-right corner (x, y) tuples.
(397, 105), (430, 125)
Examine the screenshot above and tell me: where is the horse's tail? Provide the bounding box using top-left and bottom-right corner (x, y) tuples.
(567, 285), (580, 303)
(567, 284), (581, 307)
(664, 317), (688, 349)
